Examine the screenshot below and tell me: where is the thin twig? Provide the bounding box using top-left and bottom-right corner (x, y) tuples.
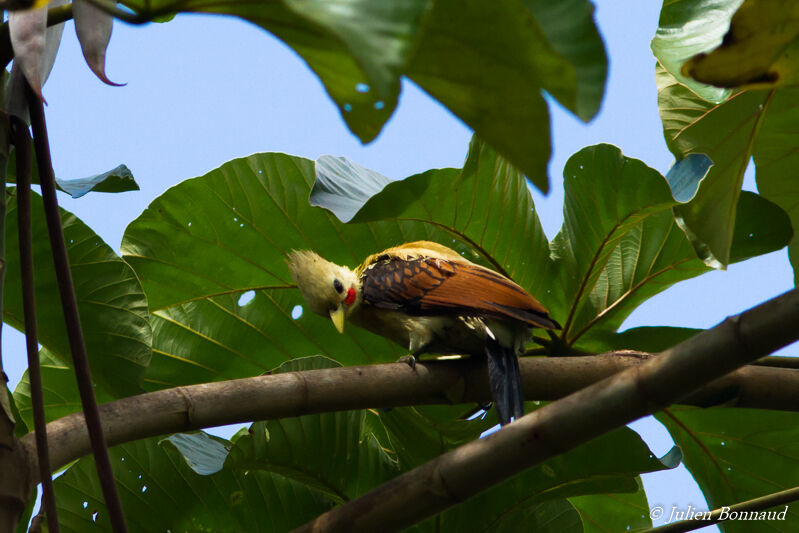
(752, 355), (799, 369)
(25, 83), (128, 533)
(10, 117), (60, 532)
(642, 485), (799, 533)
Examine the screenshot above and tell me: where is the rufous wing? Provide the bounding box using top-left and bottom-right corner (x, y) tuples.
(360, 255), (559, 329)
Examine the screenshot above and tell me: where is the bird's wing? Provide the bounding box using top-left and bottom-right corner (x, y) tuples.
(360, 254), (559, 329)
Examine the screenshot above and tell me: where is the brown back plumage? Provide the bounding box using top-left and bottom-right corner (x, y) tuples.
(360, 250), (559, 330)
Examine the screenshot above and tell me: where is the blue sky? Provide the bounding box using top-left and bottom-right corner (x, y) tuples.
(5, 2), (796, 529)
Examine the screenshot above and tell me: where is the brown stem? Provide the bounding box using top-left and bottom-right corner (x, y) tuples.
(642, 485), (799, 533)
(293, 289), (799, 532)
(26, 84), (128, 533)
(10, 117), (60, 532)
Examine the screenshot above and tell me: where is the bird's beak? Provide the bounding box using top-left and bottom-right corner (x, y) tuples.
(329, 305), (345, 334)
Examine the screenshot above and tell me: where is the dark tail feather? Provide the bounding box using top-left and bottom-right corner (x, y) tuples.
(485, 337), (525, 425)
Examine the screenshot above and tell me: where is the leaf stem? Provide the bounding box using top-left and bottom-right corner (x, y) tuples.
(10, 116), (60, 532)
(26, 83), (129, 533)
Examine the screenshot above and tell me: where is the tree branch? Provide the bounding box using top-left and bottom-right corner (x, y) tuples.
(17, 344), (799, 485)
(643, 485), (799, 533)
(293, 289), (799, 532)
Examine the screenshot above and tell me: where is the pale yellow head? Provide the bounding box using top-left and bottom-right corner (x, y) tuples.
(286, 250), (361, 333)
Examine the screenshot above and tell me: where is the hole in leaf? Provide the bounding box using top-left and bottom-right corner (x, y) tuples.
(238, 291), (256, 306)
(291, 305), (303, 320)
(355, 83), (370, 93)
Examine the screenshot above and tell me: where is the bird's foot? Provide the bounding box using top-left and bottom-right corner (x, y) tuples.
(397, 354), (417, 370)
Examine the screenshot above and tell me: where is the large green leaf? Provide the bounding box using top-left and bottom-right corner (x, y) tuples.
(51, 435), (334, 532)
(404, 0), (606, 191)
(5, 188), (151, 396)
(12, 348), (115, 430)
(651, 0), (742, 103)
(658, 63), (799, 276)
(122, 153), (465, 389)
(551, 146), (790, 345)
(658, 406), (799, 532)
(119, 0), (605, 192)
(138, 0), (429, 144)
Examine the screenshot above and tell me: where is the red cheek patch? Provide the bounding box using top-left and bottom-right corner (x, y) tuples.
(345, 287), (356, 305)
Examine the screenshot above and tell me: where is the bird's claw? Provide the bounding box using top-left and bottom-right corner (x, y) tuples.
(397, 354), (417, 370)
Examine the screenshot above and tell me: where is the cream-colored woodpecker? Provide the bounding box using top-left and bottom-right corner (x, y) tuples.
(287, 241), (559, 425)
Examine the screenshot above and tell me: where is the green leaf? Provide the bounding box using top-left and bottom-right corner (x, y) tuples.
(123, 152), (444, 311)
(52, 436), (334, 532)
(553, 145), (790, 347)
(523, 0), (607, 121)
(13, 348), (115, 429)
(651, 0), (741, 103)
(753, 88), (799, 283)
(657, 65), (772, 267)
(55, 164), (139, 198)
(166, 432), (230, 475)
(681, 0), (799, 90)
(7, 151), (139, 196)
(730, 191), (793, 262)
(378, 405), (495, 468)
(578, 326), (701, 353)
(407, 2), (558, 192)
(422, 428), (676, 532)
(143, 290), (407, 389)
(125, 0), (429, 143)
(5, 188), (151, 396)
(658, 406), (799, 532)
(658, 64), (799, 274)
(119, 0), (605, 193)
(426, 499), (584, 533)
(551, 145), (701, 343)
(569, 483), (653, 533)
(403, 0), (606, 191)
(123, 152), (469, 388)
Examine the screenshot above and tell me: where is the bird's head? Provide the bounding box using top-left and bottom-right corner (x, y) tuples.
(286, 250), (361, 333)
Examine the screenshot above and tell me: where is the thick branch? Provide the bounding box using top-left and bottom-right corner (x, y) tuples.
(19, 346), (799, 483)
(294, 289), (799, 532)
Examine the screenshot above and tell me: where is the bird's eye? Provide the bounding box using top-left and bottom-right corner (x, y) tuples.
(333, 279), (344, 294)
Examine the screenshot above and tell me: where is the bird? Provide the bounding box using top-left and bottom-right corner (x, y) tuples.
(286, 241), (560, 425)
